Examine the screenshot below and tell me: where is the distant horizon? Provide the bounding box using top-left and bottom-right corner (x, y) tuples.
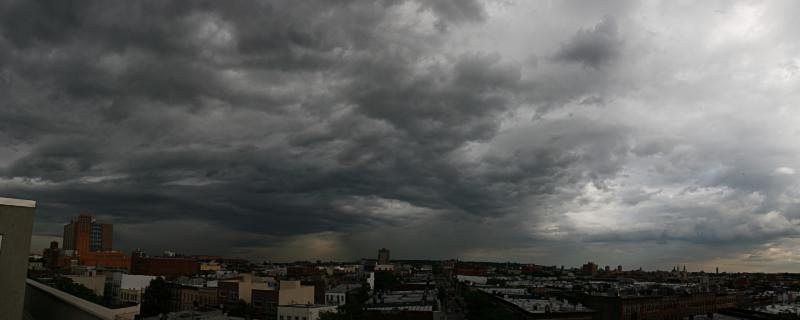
(27, 233), (789, 274)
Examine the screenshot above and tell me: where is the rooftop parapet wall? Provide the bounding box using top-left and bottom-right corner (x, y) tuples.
(25, 279), (140, 320)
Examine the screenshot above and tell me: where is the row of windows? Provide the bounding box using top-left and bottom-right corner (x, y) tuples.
(326, 294), (345, 304)
(180, 292), (216, 306)
(120, 291), (141, 303)
(278, 316), (307, 320)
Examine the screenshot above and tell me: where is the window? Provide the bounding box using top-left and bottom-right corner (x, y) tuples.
(0, 234), (3, 252)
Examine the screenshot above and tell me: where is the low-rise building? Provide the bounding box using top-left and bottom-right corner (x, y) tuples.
(131, 250), (199, 278)
(325, 284), (361, 306)
(279, 280), (315, 305)
(28, 258), (45, 271)
(581, 292), (738, 320)
(252, 289), (279, 320)
(179, 286), (219, 310)
(110, 273), (157, 304)
(218, 273), (275, 306)
(217, 280), (241, 308)
(478, 287), (594, 319)
(78, 250), (131, 270)
(365, 289), (438, 319)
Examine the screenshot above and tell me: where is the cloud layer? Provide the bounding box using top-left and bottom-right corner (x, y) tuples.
(3, 0), (800, 271)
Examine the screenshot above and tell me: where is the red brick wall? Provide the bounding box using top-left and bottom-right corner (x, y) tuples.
(132, 255), (199, 278)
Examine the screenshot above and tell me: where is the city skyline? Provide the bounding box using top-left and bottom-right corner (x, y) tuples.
(21, 210), (795, 274)
(4, 1), (800, 272)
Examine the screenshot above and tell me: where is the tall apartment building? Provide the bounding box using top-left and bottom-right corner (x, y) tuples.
(62, 214), (129, 270)
(63, 213), (113, 253)
(0, 197), (36, 320)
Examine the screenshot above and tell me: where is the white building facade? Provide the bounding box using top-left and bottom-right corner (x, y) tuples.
(278, 304), (337, 320)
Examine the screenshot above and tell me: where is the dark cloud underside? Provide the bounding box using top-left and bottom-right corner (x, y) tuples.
(2, 0), (800, 271)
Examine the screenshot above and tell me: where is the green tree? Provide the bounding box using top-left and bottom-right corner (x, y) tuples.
(50, 276), (103, 305)
(141, 277), (171, 317)
(227, 299), (254, 319)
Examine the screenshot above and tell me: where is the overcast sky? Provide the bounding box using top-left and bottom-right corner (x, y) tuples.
(3, 0), (800, 271)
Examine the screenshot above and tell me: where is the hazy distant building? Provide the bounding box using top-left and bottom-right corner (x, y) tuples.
(0, 197), (36, 320)
(42, 241), (61, 269)
(582, 262), (598, 276)
(378, 248), (390, 264)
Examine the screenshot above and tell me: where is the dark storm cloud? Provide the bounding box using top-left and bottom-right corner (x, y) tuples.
(3, 0), (800, 269)
(554, 15), (622, 68)
(0, 0), (524, 253)
(348, 52), (520, 148)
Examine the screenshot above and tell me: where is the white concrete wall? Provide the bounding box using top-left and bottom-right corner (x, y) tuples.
(0, 198), (35, 320)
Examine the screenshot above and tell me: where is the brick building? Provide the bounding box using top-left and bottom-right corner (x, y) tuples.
(79, 251), (130, 269)
(42, 241), (61, 269)
(217, 281), (240, 309)
(61, 214), (129, 270)
(252, 289), (279, 320)
(179, 286), (218, 310)
(131, 250), (199, 278)
(581, 292), (739, 320)
(63, 214), (113, 253)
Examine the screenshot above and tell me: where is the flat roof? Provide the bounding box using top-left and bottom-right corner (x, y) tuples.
(0, 197), (36, 208)
(280, 304), (335, 308)
(327, 284), (361, 293)
(367, 305), (433, 312)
